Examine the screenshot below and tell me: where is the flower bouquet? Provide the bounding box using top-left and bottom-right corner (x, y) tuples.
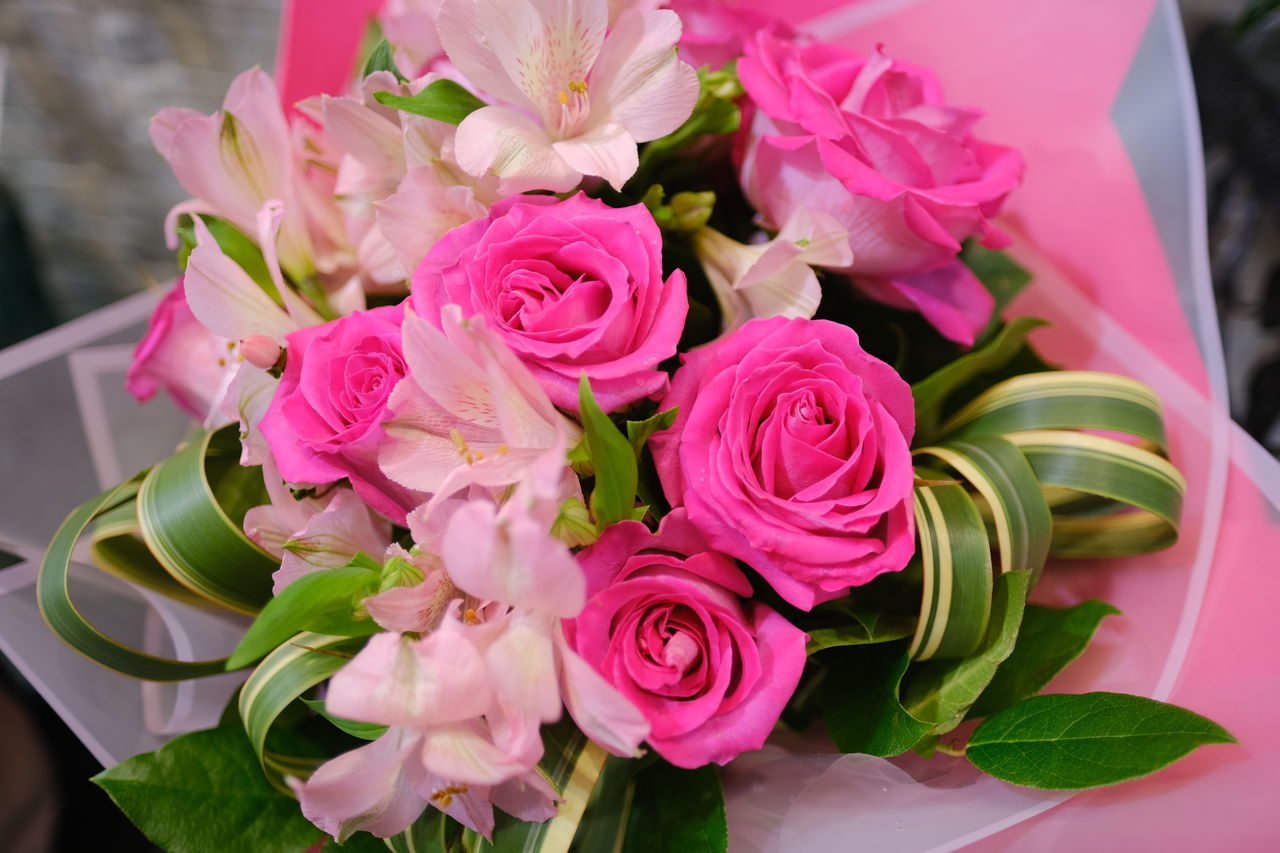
(34, 0), (1234, 850)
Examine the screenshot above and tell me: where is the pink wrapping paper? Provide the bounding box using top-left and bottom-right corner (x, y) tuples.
(271, 0), (1280, 846)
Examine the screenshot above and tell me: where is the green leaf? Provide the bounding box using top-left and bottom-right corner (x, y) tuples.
(807, 609), (916, 655)
(901, 570), (1032, 735)
(620, 761), (728, 852)
(820, 641), (931, 756)
(239, 632), (365, 792)
(138, 427), (279, 614)
(969, 601), (1120, 720)
(906, 481), (994, 662)
(912, 316), (1048, 443)
(323, 831), (391, 853)
(374, 80), (485, 125)
(228, 563), (380, 670)
(362, 39), (407, 82)
(92, 725), (323, 853)
(1006, 430), (1184, 558)
(626, 407), (679, 456)
(967, 692), (1235, 789)
(302, 698), (388, 742)
(961, 243), (1032, 345)
(940, 371), (1168, 450)
(913, 437), (1052, 584)
(578, 374), (639, 529)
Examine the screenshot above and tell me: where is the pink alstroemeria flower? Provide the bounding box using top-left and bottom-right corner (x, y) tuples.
(436, 0), (700, 191)
(151, 68), (345, 282)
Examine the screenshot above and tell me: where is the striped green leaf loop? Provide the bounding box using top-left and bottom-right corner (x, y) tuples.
(913, 437), (1053, 582)
(38, 477), (231, 681)
(938, 371), (1168, 450)
(239, 631), (365, 793)
(88, 484), (220, 609)
(908, 482), (994, 662)
(138, 426), (277, 614)
(1005, 430), (1184, 557)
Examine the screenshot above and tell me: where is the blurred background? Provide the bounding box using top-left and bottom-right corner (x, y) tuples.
(0, 0), (1278, 850)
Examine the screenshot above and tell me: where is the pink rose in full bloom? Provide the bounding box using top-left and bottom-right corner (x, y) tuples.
(410, 193), (687, 412)
(126, 278), (233, 421)
(652, 316), (916, 610)
(259, 306), (424, 523)
(737, 32), (1025, 345)
(564, 510), (807, 768)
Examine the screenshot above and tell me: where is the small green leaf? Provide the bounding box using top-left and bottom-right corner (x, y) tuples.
(626, 407), (679, 455)
(302, 698), (388, 741)
(362, 39), (407, 82)
(806, 610), (915, 655)
(92, 725), (322, 853)
(967, 692), (1235, 789)
(901, 570), (1032, 734)
(374, 79), (485, 125)
(621, 761), (728, 852)
(578, 374), (639, 529)
(969, 601), (1120, 720)
(820, 641), (931, 756)
(961, 243), (1032, 345)
(228, 562), (381, 669)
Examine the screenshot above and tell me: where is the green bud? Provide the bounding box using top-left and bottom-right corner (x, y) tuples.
(552, 497), (599, 548)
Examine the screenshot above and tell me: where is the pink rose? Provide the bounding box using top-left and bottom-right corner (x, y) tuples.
(652, 316), (916, 610)
(410, 192), (687, 412)
(564, 510), (807, 768)
(669, 0), (794, 71)
(126, 278), (232, 421)
(259, 306), (423, 523)
(737, 33), (1025, 345)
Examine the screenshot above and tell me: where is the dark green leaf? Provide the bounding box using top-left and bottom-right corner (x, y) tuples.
(302, 698), (388, 741)
(622, 761), (727, 852)
(92, 725), (322, 853)
(626, 407), (679, 456)
(362, 39), (407, 82)
(578, 374), (639, 529)
(961, 243), (1032, 345)
(820, 641), (931, 756)
(967, 692), (1235, 789)
(374, 80), (485, 125)
(901, 570), (1032, 734)
(969, 601), (1120, 719)
(228, 563), (380, 669)
(806, 610), (915, 655)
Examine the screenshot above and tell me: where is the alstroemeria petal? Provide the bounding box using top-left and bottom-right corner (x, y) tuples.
(184, 217), (294, 343)
(556, 633), (649, 756)
(454, 106), (582, 193)
(590, 9), (699, 142)
(298, 727), (426, 841)
(484, 614), (562, 722)
(552, 123), (639, 191)
(436, 0), (535, 111)
(419, 718), (537, 786)
(478, 0), (607, 112)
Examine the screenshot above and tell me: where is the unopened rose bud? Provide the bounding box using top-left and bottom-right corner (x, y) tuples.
(240, 335), (281, 369)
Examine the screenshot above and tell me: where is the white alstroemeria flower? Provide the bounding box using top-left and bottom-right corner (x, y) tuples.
(436, 0), (699, 192)
(694, 210), (854, 331)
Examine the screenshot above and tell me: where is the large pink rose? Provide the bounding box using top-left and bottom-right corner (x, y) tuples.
(737, 32), (1025, 345)
(564, 510), (807, 768)
(652, 316), (915, 610)
(259, 306), (423, 523)
(126, 277), (232, 421)
(410, 193), (687, 412)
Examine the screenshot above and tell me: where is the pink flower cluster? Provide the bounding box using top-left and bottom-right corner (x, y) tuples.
(125, 0), (1024, 842)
